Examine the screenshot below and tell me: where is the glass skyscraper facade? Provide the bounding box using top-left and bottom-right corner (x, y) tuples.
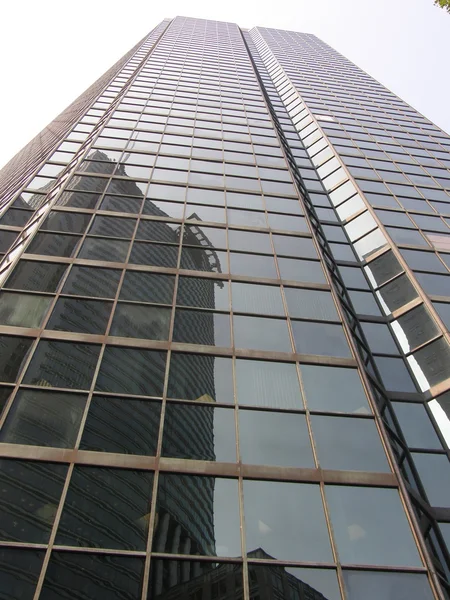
(0, 15), (449, 600)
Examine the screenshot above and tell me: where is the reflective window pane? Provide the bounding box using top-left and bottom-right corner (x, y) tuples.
(343, 570), (434, 600)
(0, 548), (44, 600)
(56, 466), (153, 549)
(162, 403), (236, 462)
(243, 481), (332, 562)
(155, 474), (241, 557)
(326, 485), (421, 566)
(234, 315), (291, 352)
(0, 292), (52, 328)
(40, 552), (144, 600)
(111, 304), (171, 340)
(177, 277), (229, 310)
(0, 459), (67, 542)
(249, 565), (341, 600)
(173, 309), (231, 347)
(4, 260), (67, 293)
(235, 359), (303, 409)
(292, 321), (351, 357)
(239, 409), (313, 467)
(0, 336), (33, 383)
(311, 415), (389, 472)
(62, 266), (121, 298)
(167, 353), (233, 403)
(95, 347), (166, 396)
(80, 397), (161, 455)
(46, 298), (112, 334)
(0, 389), (86, 448)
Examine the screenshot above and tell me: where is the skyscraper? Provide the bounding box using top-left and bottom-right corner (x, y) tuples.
(0, 14), (449, 600)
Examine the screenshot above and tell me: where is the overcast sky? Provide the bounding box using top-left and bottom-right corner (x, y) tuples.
(0, 0), (449, 170)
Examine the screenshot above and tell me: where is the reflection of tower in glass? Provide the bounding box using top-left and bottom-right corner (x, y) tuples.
(150, 550), (331, 600)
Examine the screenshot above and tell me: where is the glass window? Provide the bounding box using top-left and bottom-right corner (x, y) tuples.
(234, 315), (291, 352)
(95, 347), (166, 396)
(62, 266), (121, 298)
(250, 565), (341, 600)
(284, 288), (338, 320)
(375, 356), (417, 393)
(120, 272), (174, 304)
(100, 194), (142, 214)
(392, 402), (441, 449)
(78, 238), (130, 262)
(243, 481), (332, 562)
(110, 304), (171, 340)
(46, 298), (112, 334)
(162, 403), (236, 462)
(343, 570), (434, 600)
(56, 466), (153, 549)
(80, 396), (161, 455)
(136, 220), (179, 243)
(326, 485), (421, 566)
(27, 233), (81, 258)
(231, 282), (284, 315)
(0, 292), (52, 328)
(228, 230), (272, 253)
(167, 353), (233, 403)
(0, 389), (86, 448)
(230, 252), (277, 278)
(177, 277), (229, 310)
(301, 365), (370, 414)
(130, 241), (179, 267)
(0, 548), (43, 600)
(292, 321), (351, 357)
(149, 560), (243, 600)
(0, 459), (67, 543)
(361, 322), (399, 354)
(412, 452), (450, 507)
(272, 234), (317, 259)
(155, 474), (241, 557)
(173, 309), (230, 347)
(239, 409), (313, 467)
(23, 341), (100, 390)
(235, 359), (302, 409)
(4, 260), (67, 293)
(42, 211), (92, 234)
(278, 257), (327, 283)
(311, 415), (389, 472)
(40, 552), (144, 599)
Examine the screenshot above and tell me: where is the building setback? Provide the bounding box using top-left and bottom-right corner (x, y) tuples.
(0, 15), (449, 600)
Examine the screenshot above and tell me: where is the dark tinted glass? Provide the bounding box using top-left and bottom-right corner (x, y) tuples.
(361, 322), (398, 354)
(162, 403), (236, 462)
(23, 341), (100, 390)
(412, 452), (450, 507)
(277, 257), (326, 283)
(155, 474), (241, 557)
(5, 260), (67, 292)
(46, 298), (112, 334)
(391, 402), (442, 449)
(95, 347), (166, 396)
(111, 304), (171, 339)
(80, 397), (161, 455)
(173, 310), (231, 347)
(78, 238), (130, 262)
(0, 389), (86, 448)
(56, 466), (153, 549)
(120, 272), (175, 303)
(167, 353), (233, 403)
(0, 459), (67, 542)
(284, 288), (338, 320)
(0, 336), (33, 382)
(42, 211), (92, 233)
(0, 548), (44, 600)
(89, 215), (136, 238)
(40, 552), (144, 600)
(130, 241), (178, 267)
(149, 561), (243, 600)
(27, 233), (81, 257)
(0, 292), (52, 328)
(301, 368), (368, 415)
(177, 277), (229, 310)
(375, 357), (417, 393)
(229, 252), (277, 278)
(62, 266), (121, 298)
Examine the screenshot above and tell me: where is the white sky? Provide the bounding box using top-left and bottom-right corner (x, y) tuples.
(0, 0), (449, 170)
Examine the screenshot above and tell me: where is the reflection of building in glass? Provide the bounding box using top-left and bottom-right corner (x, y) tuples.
(0, 14), (449, 600)
(150, 550), (330, 600)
